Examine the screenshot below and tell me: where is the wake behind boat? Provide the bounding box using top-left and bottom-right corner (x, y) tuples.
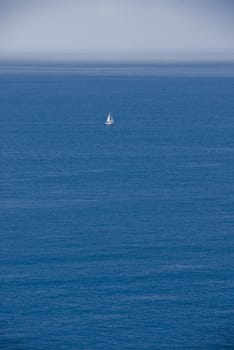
(105, 112), (114, 125)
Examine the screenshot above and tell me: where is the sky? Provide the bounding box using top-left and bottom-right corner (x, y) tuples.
(0, 0), (233, 61)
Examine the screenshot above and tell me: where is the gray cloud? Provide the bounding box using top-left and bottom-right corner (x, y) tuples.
(0, 0), (233, 60)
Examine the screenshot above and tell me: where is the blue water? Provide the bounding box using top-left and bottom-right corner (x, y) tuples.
(1, 63), (234, 349)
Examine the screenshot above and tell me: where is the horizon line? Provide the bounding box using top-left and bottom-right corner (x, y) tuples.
(1, 49), (234, 64)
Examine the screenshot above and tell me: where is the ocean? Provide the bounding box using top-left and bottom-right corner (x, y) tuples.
(0, 62), (234, 349)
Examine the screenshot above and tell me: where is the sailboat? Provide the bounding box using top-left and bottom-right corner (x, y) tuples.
(105, 112), (114, 125)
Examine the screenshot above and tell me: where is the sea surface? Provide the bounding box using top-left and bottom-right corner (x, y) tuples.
(0, 62), (234, 349)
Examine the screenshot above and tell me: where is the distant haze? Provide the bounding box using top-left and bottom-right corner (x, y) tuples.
(0, 0), (234, 61)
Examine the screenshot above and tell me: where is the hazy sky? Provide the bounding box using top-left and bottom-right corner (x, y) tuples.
(0, 0), (233, 60)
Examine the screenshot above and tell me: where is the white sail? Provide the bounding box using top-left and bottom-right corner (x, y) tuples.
(105, 112), (114, 125)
